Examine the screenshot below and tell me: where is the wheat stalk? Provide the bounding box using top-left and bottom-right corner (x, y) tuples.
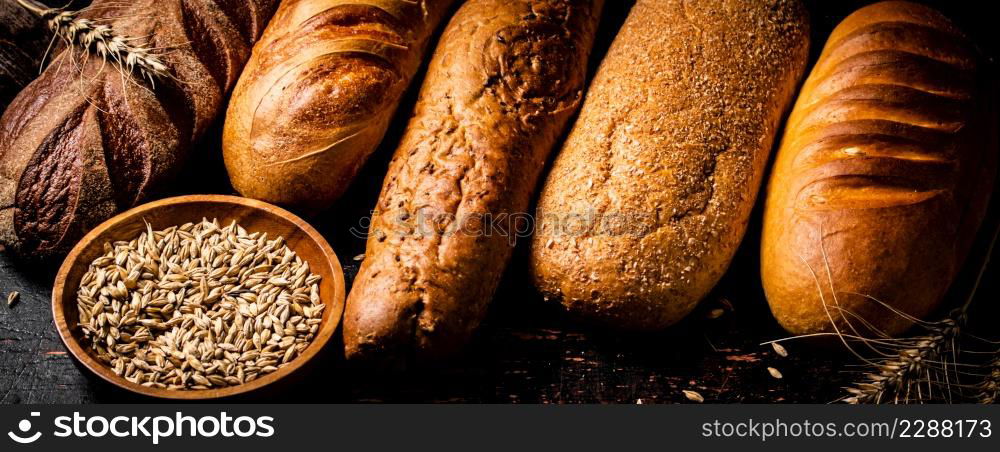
(841, 314), (965, 404)
(16, 0), (170, 87)
(839, 222), (1000, 404)
(976, 357), (999, 404)
(762, 221), (1000, 404)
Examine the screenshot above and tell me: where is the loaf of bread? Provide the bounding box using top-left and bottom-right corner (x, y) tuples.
(530, 0), (810, 331)
(343, 0), (604, 362)
(0, 0), (277, 259)
(761, 1), (997, 337)
(222, 0), (457, 213)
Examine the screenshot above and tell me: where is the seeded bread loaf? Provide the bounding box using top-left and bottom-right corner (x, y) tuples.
(0, 0), (277, 259)
(761, 1), (997, 336)
(343, 0), (604, 362)
(222, 0), (458, 213)
(529, 0), (810, 331)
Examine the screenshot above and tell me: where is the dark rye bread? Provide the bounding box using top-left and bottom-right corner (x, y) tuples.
(223, 0), (458, 213)
(762, 1), (997, 336)
(530, 0), (810, 331)
(343, 0), (604, 362)
(0, 0), (277, 259)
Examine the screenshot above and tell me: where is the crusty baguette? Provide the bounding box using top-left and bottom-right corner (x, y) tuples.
(343, 0), (604, 362)
(222, 0), (457, 213)
(761, 1), (997, 336)
(529, 0), (810, 331)
(0, 0), (277, 259)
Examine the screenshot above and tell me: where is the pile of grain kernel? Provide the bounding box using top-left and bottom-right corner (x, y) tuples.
(76, 219), (324, 390)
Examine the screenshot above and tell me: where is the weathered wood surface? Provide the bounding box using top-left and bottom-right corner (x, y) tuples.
(0, 243), (860, 403)
(0, 0), (996, 404)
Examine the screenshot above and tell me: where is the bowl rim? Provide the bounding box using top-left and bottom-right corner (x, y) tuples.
(51, 194), (346, 400)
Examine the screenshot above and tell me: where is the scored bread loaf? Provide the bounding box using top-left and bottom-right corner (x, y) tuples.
(761, 1), (997, 336)
(0, 0), (277, 259)
(222, 0), (458, 213)
(343, 0), (604, 362)
(529, 0), (810, 331)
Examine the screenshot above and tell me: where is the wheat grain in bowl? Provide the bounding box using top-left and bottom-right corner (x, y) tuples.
(75, 218), (325, 390)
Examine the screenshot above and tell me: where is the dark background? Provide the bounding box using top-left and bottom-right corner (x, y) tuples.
(1, 0), (997, 403)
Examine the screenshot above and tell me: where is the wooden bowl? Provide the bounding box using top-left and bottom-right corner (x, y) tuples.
(52, 195), (346, 400)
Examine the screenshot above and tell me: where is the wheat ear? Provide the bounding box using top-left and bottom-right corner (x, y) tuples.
(841, 221), (1000, 404)
(976, 356), (999, 404)
(842, 315), (964, 404)
(16, 0), (170, 87)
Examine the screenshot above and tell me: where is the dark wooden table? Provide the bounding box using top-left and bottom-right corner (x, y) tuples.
(1, 0), (996, 404)
(0, 237), (867, 403)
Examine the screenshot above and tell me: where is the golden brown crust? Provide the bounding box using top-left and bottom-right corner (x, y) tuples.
(343, 0), (603, 362)
(223, 0), (457, 212)
(529, 0), (810, 331)
(761, 1), (997, 336)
